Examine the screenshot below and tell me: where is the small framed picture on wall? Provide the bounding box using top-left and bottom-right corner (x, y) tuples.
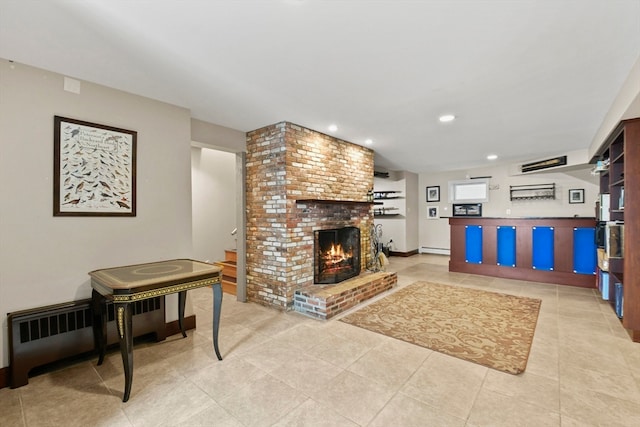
(453, 203), (482, 217)
(569, 189), (584, 204)
(426, 186), (440, 202)
(428, 206), (439, 219)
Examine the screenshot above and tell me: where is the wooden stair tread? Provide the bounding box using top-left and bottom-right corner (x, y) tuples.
(222, 282), (236, 295)
(221, 250), (238, 296)
(217, 264), (237, 277)
(224, 249), (237, 263)
(217, 260), (237, 266)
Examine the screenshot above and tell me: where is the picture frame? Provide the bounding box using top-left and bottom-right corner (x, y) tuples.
(568, 188), (584, 204)
(426, 185), (440, 202)
(53, 116), (137, 216)
(428, 206), (439, 219)
(453, 203), (483, 217)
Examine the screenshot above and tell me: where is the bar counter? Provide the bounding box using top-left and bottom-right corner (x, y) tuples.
(449, 217), (597, 287)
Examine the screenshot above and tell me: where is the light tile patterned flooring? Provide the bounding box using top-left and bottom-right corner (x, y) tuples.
(2, 254), (640, 426)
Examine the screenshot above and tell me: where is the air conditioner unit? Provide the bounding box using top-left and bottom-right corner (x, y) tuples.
(521, 155), (567, 173)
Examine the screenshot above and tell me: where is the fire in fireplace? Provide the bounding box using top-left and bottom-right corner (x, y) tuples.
(314, 226), (361, 284)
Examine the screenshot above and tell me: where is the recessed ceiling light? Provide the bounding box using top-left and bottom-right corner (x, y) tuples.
(487, 154), (498, 160)
(438, 114), (455, 123)
(365, 139), (373, 145)
(328, 124), (338, 132)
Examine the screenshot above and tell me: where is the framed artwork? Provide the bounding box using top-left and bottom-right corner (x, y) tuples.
(568, 188), (584, 204)
(53, 116), (137, 216)
(453, 203), (482, 217)
(426, 185), (440, 202)
(428, 206), (439, 219)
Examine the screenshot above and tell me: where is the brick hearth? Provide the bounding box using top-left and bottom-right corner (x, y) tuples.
(294, 271), (397, 320)
(245, 121), (396, 312)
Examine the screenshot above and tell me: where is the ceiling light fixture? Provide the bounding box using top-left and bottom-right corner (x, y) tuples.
(487, 154), (498, 160)
(438, 114), (455, 123)
(328, 124), (338, 132)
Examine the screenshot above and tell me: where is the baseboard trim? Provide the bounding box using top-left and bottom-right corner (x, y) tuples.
(165, 314), (196, 337)
(389, 249), (419, 257)
(0, 366), (8, 389)
(419, 247), (451, 256)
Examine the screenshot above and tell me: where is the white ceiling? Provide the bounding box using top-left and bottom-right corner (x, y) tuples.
(1, 0), (639, 173)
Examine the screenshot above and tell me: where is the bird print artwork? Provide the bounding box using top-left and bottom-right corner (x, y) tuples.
(58, 120), (135, 214)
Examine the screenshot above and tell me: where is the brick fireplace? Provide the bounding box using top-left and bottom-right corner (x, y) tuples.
(245, 121), (395, 314)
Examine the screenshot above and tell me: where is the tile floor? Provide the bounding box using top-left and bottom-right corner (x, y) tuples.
(2, 254), (640, 426)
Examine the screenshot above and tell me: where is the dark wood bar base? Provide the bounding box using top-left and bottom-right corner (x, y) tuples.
(449, 217), (596, 288)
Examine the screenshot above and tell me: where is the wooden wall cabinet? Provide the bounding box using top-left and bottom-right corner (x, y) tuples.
(593, 117), (640, 342)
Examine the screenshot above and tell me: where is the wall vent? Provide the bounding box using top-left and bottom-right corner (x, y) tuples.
(521, 155), (567, 173)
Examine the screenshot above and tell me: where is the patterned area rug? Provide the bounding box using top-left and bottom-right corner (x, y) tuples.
(339, 281), (541, 374)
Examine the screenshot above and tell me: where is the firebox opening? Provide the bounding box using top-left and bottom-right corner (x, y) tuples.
(314, 226), (361, 284)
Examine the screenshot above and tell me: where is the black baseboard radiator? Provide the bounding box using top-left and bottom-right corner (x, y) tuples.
(7, 296), (165, 388)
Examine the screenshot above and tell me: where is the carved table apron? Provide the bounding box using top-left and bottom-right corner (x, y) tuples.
(89, 259), (223, 402)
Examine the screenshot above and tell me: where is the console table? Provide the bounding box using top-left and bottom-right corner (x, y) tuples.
(90, 259), (223, 402)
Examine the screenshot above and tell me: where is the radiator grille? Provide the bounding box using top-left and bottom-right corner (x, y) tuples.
(19, 307), (93, 344)
(16, 298), (162, 344)
(107, 297), (162, 322)
(8, 296), (165, 389)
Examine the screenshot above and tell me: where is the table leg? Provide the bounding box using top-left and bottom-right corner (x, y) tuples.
(178, 290), (187, 338)
(212, 282), (223, 360)
(91, 290), (107, 365)
(115, 302), (134, 402)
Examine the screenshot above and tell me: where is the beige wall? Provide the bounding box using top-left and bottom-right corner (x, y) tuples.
(190, 117), (247, 301)
(373, 170), (419, 253)
(191, 118), (246, 153)
(418, 162), (599, 253)
(191, 147), (238, 263)
(0, 59), (194, 368)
